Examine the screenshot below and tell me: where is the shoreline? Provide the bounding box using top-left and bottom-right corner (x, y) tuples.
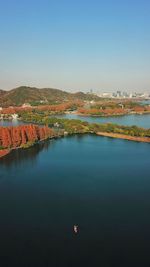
(75, 111), (150, 118)
(0, 149), (10, 158)
(1, 131), (150, 159)
(1, 111), (150, 122)
(0, 134), (60, 159)
(96, 132), (150, 143)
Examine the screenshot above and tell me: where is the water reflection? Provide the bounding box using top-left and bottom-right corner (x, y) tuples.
(0, 140), (55, 168)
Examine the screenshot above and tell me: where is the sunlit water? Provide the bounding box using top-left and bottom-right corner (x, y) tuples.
(55, 113), (150, 128)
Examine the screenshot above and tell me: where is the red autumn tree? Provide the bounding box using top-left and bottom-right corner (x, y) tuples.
(0, 124), (55, 149)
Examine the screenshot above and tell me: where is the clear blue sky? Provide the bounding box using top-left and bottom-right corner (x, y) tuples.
(0, 0), (150, 92)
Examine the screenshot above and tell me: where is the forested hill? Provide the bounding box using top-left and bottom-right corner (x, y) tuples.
(0, 90), (6, 96)
(0, 86), (100, 107)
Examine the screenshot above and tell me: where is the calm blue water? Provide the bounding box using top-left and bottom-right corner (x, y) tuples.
(140, 100), (150, 105)
(1, 113), (150, 128)
(0, 119), (25, 127)
(0, 135), (150, 266)
(56, 113), (150, 128)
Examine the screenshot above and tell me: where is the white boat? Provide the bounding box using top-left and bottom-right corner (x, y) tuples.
(73, 225), (78, 233)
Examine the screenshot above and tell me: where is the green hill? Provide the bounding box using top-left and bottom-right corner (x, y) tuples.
(0, 86), (101, 107)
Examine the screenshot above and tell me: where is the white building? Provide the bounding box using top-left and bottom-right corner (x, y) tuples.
(12, 114), (18, 119)
(22, 103), (31, 108)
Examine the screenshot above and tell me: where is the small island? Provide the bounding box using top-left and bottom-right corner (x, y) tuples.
(77, 101), (150, 117)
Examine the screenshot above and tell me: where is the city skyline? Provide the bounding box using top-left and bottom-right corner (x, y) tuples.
(0, 0), (150, 91)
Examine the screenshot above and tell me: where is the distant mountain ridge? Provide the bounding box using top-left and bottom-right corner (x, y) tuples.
(0, 86), (100, 107)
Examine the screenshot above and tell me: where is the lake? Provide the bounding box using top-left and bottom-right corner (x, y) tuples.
(140, 100), (150, 105)
(0, 135), (150, 266)
(56, 113), (150, 128)
(1, 113), (150, 129)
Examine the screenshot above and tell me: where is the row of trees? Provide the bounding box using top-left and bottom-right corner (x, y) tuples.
(78, 107), (126, 116)
(89, 123), (150, 137)
(0, 101), (83, 115)
(0, 125), (55, 149)
(78, 101), (150, 116)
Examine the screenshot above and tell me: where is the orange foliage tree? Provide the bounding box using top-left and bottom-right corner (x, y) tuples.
(0, 125), (55, 149)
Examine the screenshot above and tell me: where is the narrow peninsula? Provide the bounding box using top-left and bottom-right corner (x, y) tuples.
(1, 114), (150, 158)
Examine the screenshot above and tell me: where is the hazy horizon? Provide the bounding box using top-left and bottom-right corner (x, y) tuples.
(0, 0), (150, 92)
(1, 84), (150, 94)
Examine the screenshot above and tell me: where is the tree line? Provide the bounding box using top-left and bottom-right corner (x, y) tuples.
(0, 124), (55, 149)
(21, 111), (150, 137)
